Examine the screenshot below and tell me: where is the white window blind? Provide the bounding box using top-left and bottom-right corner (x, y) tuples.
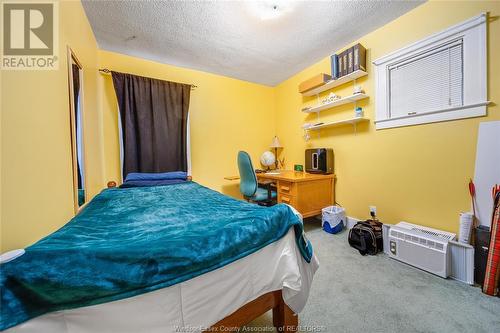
(373, 14), (487, 130)
(388, 40), (463, 118)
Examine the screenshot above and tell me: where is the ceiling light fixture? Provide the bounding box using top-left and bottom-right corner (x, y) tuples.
(246, 0), (294, 20)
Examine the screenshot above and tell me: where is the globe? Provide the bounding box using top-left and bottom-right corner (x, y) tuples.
(260, 151), (276, 168)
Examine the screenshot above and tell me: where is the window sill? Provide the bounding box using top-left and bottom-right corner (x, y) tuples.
(375, 102), (490, 130)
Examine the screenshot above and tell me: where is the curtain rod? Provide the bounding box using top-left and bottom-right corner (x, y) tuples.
(98, 68), (198, 89)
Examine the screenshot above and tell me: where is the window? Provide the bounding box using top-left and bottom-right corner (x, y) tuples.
(373, 14), (487, 130)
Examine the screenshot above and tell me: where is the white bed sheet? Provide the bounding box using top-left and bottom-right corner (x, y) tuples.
(6, 229), (319, 333)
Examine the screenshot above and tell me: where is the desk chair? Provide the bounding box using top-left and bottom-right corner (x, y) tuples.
(237, 151), (276, 206)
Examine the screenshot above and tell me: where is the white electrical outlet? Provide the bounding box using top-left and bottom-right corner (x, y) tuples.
(369, 206), (377, 215)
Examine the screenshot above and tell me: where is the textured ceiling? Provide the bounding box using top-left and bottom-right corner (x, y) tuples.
(82, 1), (423, 86)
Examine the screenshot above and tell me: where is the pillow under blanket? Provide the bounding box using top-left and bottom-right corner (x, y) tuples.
(120, 179), (187, 188)
(124, 171), (187, 182)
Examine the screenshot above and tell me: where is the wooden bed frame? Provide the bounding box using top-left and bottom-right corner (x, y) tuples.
(205, 290), (298, 332)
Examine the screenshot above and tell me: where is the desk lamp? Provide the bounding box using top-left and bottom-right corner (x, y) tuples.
(270, 136), (282, 170)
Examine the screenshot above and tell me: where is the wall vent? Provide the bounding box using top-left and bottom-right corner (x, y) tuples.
(388, 222), (456, 278)
(397, 221), (456, 241)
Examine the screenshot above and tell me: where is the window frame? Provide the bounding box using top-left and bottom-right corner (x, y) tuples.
(373, 13), (488, 130)
(67, 46), (87, 213)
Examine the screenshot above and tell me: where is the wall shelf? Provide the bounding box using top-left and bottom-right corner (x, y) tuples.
(305, 117), (369, 131)
(302, 93), (368, 113)
(302, 70), (368, 97)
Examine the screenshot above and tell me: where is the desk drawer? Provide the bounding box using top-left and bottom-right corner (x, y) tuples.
(279, 193), (295, 205)
(278, 181), (296, 195)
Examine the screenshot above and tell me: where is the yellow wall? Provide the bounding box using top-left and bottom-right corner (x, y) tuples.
(1, 1), (104, 252)
(2, 1), (499, 252)
(275, 1), (500, 233)
(98, 50), (276, 198)
(1, 1), (277, 252)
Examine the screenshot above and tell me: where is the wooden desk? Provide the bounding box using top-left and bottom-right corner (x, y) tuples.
(257, 171), (335, 218)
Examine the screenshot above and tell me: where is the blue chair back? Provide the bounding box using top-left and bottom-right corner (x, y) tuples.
(237, 151), (258, 197)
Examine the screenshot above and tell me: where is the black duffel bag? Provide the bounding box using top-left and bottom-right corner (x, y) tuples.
(348, 219), (383, 255)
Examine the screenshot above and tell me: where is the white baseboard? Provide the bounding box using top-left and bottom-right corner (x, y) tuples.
(382, 224), (394, 255)
(346, 216), (361, 229)
(314, 215), (361, 229)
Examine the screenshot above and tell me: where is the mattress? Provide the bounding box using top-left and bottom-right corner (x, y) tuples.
(1, 182), (312, 330)
(5, 229), (319, 333)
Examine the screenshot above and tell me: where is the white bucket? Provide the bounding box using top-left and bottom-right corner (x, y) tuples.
(322, 206), (346, 234)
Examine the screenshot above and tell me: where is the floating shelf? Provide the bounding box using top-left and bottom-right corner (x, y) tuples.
(305, 117), (369, 130)
(302, 70), (368, 97)
(302, 93), (369, 113)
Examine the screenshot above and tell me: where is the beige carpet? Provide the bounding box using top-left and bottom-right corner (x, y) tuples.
(244, 221), (500, 333)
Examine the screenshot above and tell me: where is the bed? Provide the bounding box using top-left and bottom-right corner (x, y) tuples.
(1, 180), (318, 332)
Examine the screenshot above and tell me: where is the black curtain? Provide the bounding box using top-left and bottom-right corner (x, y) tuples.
(72, 64), (82, 189)
(111, 71), (191, 178)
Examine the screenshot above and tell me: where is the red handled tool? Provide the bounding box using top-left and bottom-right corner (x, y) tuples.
(493, 184), (500, 200)
(469, 179), (477, 227)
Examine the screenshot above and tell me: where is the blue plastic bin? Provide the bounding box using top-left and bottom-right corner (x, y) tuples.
(322, 206), (346, 234)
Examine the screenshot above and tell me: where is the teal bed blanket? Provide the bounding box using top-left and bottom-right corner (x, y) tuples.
(0, 182), (312, 330)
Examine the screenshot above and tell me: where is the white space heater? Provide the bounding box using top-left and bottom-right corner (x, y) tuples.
(388, 222), (456, 278)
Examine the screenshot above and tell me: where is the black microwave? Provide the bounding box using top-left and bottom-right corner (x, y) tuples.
(305, 148), (334, 174)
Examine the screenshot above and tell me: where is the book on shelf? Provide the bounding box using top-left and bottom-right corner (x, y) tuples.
(353, 43), (367, 72)
(342, 51), (348, 76)
(301, 43), (367, 95)
(337, 54), (343, 79)
(330, 54), (339, 80)
(347, 46), (354, 74)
